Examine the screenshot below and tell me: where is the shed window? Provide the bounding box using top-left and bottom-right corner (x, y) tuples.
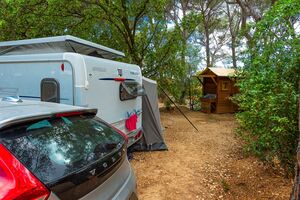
(221, 81), (230, 91)
(41, 78), (60, 103)
(119, 81), (144, 101)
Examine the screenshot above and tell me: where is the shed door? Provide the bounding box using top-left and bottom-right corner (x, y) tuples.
(41, 78), (60, 103)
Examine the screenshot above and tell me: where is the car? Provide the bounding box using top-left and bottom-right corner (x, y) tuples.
(0, 96), (138, 200)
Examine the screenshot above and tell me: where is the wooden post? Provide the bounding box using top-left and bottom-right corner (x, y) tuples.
(211, 76), (218, 86)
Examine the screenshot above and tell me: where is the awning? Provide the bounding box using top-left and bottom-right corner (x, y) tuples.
(0, 35), (125, 60)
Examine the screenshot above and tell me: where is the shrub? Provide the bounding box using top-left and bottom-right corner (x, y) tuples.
(234, 0), (300, 173)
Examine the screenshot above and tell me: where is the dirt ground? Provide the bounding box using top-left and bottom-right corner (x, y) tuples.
(131, 107), (292, 200)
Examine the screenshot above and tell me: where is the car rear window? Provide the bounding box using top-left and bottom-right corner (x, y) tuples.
(0, 115), (125, 184)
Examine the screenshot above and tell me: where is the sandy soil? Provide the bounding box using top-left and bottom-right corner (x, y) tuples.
(131, 107), (292, 200)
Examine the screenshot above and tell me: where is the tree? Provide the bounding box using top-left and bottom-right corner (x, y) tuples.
(165, 0), (201, 106)
(225, 1), (241, 68)
(194, 0), (225, 67)
(234, 0), (300, 173)
(226, 0), (276, 47)
(59, 0), (197, 103)
(0, 0), (49, 40)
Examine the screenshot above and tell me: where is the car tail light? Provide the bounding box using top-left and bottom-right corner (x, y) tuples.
(114, 77), (126, 82)
(0, 144), (50, 200)
(113, 127), (128, 144)
(55, 111), (83, 117)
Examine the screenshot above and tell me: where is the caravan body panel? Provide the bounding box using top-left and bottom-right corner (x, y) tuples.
(0, 54), (73, 105)
(82, 55), (142, 137)
(0, 53), (142, 146)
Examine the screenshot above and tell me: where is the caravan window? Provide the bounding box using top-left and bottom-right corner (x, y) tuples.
(119, 81), (144, 101)
(41, 78), (60, 103)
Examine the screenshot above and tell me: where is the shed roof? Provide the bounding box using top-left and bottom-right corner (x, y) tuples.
(199, 67), (236, 77)
(0, 35), (125, 60)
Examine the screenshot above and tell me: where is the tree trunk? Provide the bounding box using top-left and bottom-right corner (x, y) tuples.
(180, 0), (193, 110)
(205, 27), (210, 67)
(226, 2), (239, 69)
(231, 36), (237, 68)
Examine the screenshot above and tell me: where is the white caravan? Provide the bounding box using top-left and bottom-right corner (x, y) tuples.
(0, 35), (144, 146)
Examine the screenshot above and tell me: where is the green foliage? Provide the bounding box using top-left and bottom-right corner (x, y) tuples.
(234, 0), (300, 173)
(163, 99), (173, 110)
(221, 179), (230, 193)
(0, 0), (199, 102)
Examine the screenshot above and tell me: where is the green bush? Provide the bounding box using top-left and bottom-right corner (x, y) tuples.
(234, 0), (300, 173)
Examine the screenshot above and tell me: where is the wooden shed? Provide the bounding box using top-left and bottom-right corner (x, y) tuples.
(197, 67), (238, 114)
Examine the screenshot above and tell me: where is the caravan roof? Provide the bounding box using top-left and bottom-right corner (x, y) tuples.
(0, 35), (125, 59)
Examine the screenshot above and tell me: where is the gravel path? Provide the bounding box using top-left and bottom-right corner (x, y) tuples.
(131, 108), (292, 200)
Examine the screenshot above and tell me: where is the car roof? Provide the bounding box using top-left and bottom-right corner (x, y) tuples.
(0, 98), (97, 129)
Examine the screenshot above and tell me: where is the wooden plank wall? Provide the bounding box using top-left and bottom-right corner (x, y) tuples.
(201, 70), (239, 114)
(203, 77), (217, 95)
(216, 77), (236, 113)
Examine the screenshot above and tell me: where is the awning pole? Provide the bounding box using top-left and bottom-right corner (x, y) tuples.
(158, 85), (199, 132)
